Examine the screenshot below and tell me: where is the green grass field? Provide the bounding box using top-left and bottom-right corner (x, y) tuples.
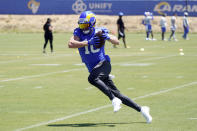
(0, 32), (197, 131)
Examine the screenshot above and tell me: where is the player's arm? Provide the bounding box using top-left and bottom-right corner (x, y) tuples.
(108, 34), (119, 45)
(117, 24), (120, 31)
(49, 25), (53, 31)
(68, 35), (88, 48)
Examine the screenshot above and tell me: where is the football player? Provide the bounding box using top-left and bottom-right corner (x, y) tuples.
(169, 13), (178, 41)
(160, 13), (167, 41)
(142, 12), (156, 41)
(68, 11), (152, 123)
(116, 12), (128, 48)
(183, 12), (189, 40)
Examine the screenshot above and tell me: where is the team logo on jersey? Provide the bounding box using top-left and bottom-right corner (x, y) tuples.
(72, 0), (87, 14)
(28, 0), (40, 14)
(154, 2), (171, 15)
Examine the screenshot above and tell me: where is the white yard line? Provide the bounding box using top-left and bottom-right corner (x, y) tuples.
(112, 55), (176, 66)
(30, 64), (61, 66)
(0, 54), (74, 64)
(1, 55), (175, 83)
(188, 118), (197, 120)
(0, 68), (85, 83)
(0, 54), (175, 64)
(15, 81), (197, 131)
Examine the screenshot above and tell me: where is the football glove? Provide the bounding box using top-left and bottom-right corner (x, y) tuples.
(88, 36), (100, 45)
(101, 33), (110, 40)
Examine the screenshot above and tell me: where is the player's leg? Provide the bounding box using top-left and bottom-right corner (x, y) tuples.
(150, 31), (154, 39)
(161, 27), (166, 40)
(169, 30), (173, 40)
(186, 27), (189, 39)
(103, 77), (141, 112)
(146, 31), (149, 40)
(103, 76), (152, 123)
(162, 32), (164, 41)
(88, 61), (115, 100)
(172, 30), (177, 41)
(123, 37), (127, 48)
(43, 34), (49, 53)
(49, 35), (53, 53)
(148, 25), (154, 40)
(122, 30), (127, 48)
(88, 61), (121, 112)
(183, 26), (187, 39)
(145, 25), (149, 40)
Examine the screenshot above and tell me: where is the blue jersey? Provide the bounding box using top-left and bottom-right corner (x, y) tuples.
(73, 27), (110, 72)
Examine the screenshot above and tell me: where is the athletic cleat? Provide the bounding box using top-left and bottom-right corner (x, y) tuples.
(141, 106), (152, 124)
(145, 38), (149, 40)
(112, 97), (122, 112)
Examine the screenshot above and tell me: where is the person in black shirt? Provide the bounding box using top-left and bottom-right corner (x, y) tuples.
(116, 12), (127, 48)
(43, 18), (53, 53)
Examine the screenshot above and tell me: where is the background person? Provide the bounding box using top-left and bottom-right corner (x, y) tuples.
(43, 18), (53, 53)
(160, 13), (167, 41)
(115, 12), (128, 48)
(169, 13), (178, 41)
(183, 12), (189, 40)
(68, 11), (152, 123)
(142, 12), (156, 41)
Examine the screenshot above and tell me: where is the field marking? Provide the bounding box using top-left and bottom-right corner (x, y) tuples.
(113, 55), (176, 66)
(0, 54), (175, 64)
(0, 55), (175, 83)
(15, 81), (197, 131)
(34, 86), (43, 89)
(0, 54), (74, 64)
(0, 68), (85, 83)
(30, 64), (61, 66)
(127, 88), (134, 90)
(188, 118), (197, 120)
(85, 86), (94, 90)
(119, 63), (154, 67)
(176, 76), (184, 79)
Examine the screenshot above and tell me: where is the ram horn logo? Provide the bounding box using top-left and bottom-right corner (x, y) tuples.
(28, 0), (40, 14)
(72, 0), (87, 14)
(154, 2), (171, 15)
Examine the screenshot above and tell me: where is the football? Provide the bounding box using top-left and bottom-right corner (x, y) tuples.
(95, 30), (105, 48)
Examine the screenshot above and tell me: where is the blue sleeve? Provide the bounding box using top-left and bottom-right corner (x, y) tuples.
(73, 28), (81, 37)
(100, 27), (109, 34)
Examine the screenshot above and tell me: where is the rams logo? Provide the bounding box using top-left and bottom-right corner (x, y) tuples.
(28, 0), (40, 14)
(154, 2), (171, 15)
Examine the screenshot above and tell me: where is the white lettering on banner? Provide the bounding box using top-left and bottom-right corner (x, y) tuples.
(89, 3), (112, 10)
(173, 5), (182, 12)
(72, 0), (112, 14)
(191, 5), (197, 12)
(154, 2), (197, 15)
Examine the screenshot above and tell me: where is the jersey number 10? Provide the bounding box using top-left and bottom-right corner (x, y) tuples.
(85, 45), (100, 54)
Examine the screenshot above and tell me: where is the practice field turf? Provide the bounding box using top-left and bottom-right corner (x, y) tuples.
(0, 32), (197, 131)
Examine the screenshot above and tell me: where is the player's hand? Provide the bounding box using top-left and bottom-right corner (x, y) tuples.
(88, 36), (100, 45)
(101, 33), (110, 40)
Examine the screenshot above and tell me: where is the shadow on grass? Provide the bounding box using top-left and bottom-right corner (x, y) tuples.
(48, 122), (146, 127)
